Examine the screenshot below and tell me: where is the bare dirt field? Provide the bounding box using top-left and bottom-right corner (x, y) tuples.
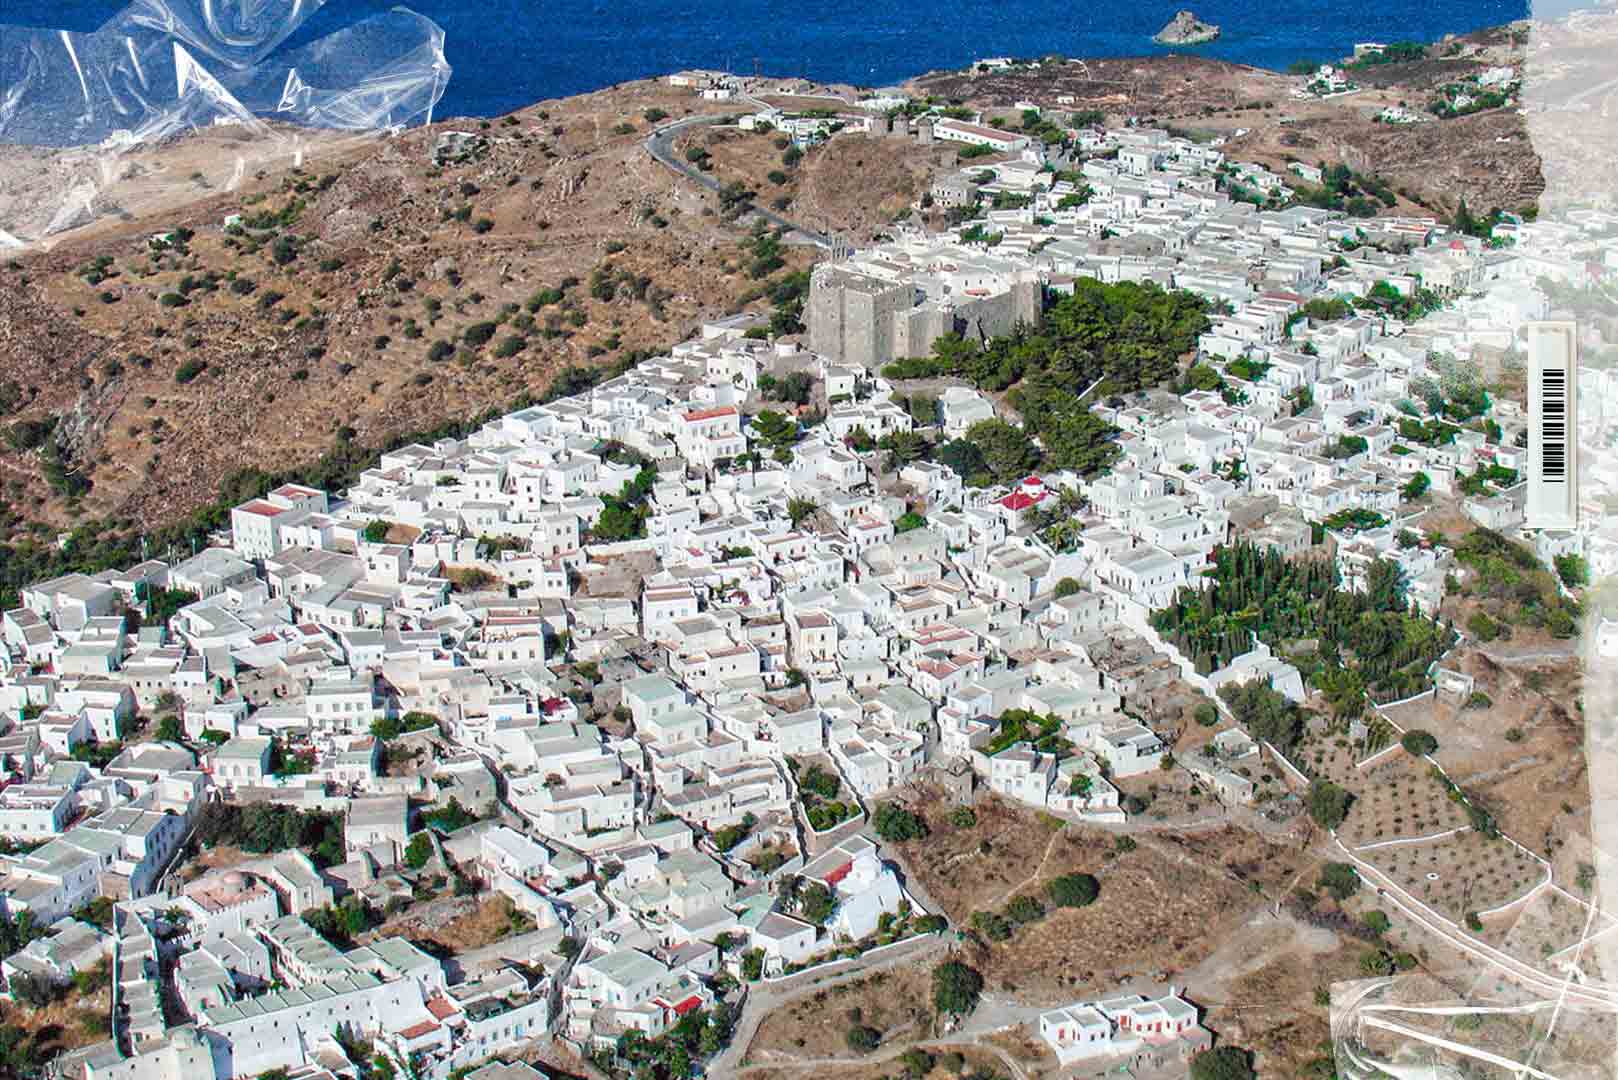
(179, 843), (251, 881)
(0, 967), (113, 1064)
(746, 965), (936, 1066)
(377, 894), (528, 953)
(677, 126), (943, 243)
(889, 793), (1067, 922)
(959, 828), (1268, 1000)
(1386, 651), (1591, 864)
(740, 1045), (1014, 1080)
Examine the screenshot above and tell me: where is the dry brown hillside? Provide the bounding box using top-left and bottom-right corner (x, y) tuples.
(910, 32), (1544, 218)
(0, 78), (915, 533)
(0, 35), (1548, 538)
(676, 124), (944, 240)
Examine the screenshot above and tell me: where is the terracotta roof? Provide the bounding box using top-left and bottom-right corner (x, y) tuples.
(398, 1020), (440, 1039)
(684, 406), (737, 422)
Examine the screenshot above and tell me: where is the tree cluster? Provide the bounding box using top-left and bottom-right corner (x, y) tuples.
(1154, 541), (1456, 712)
(195, 802), (344, 867)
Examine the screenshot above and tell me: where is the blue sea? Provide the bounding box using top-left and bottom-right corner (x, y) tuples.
(6, 0), (1538, 120)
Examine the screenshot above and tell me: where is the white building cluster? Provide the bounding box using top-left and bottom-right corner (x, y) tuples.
(3, 111), (1618, 1080)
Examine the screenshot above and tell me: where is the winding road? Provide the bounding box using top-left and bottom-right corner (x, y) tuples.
(643, 116), (834, 249)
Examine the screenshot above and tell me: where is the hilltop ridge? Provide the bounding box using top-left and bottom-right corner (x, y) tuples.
(0, 25), (1542, 540)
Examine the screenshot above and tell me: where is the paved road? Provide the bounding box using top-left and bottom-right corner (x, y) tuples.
(643, 117), (834, 249)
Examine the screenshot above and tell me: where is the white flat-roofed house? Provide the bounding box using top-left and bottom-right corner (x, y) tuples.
(168, 548), (257, 599)
(800, 835), (907, 942)
(1040, 1003), (1114, 1064)
(1040, 986), (1209, 1066)
(787, 610), (837, 668)
(1096, 545), (1185, 610)
(56, 681), (136, 742)
(0, 918), (110, 991)
(622, 674), (688, 727)
(479, 825), (551, 882)
(676, 406), (745, 471)
(307, 677), (381, 734)
(65, 806), (188, 900)
(230, 499), (294, 561)
(570, 947), (671, 1017)
(0, 784), (75, 840)
(1091, 722), (1166, 778)
(0, 838), (103, 923)
(642, 586), (699, 642)
(326, 736), (383, 786)
(933, 118), (1032, 154)
(3, 608), (55, 666)
(22, 574), (120, 633)
(210, 736), (271, 791)
(940, 387), (997, 438)
(749, 911), (818, 971)
(988, 744), (1057, 806)
(347, 795), (409, 863)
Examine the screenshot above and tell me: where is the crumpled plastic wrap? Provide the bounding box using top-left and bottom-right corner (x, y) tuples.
(0, 0), (450, 247)
(1329, 973), (1618, 1079)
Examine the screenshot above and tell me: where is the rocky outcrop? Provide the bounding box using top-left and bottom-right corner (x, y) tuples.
(1153, 10), (1220, 46)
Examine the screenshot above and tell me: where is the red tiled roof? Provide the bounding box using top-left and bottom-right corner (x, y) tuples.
(672, 994), (704, 1016)
(999, 491), (1037, 511)
(398, 1020), (440, 1039)
(425, 995), (459, 1021)
(684, 406), (737, 422)
(235, 500), (287, 518)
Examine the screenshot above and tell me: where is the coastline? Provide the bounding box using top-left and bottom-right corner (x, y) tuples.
(1, 0), (1532, 122)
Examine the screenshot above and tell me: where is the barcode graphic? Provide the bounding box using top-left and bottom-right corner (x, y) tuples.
(1543, 367), (1566, 483)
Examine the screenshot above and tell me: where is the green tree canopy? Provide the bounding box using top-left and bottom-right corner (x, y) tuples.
(403, 832), (433, 870)
(1308, 780), (1354, 831)
(962, 419), (1040, 486)
(1047, 872), (1100, 908)
(1190, 1046), (1256, 1080)
(932, 959), (985, 1016)
(1400, 729), (1438, 756)
(871, 802), (929, 842)
(1317, 861), (1361, 900)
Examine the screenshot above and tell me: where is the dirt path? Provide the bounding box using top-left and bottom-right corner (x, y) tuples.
(736, 1039), (1029, 1080)
(736, 990), (1053, 1079)
(1480, 647), (1580, 665)
(989, 826), (1065, 908)
(715, 933), (951, 1076)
